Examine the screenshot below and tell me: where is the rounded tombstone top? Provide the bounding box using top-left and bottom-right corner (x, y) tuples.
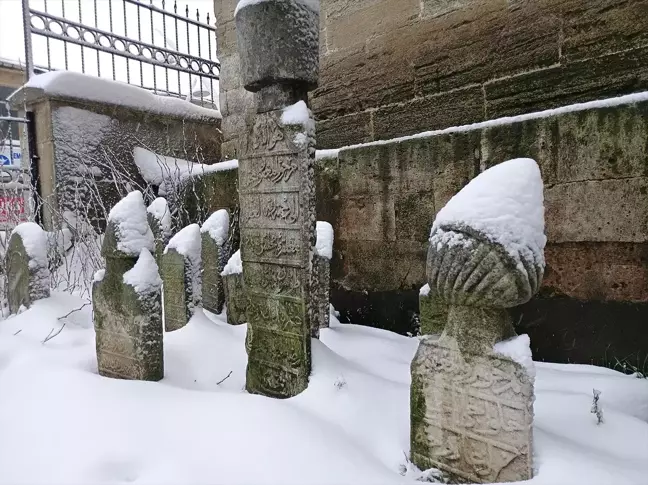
(235, 0), (319, 92)
(426, 158), (546, 308)
(103, 191), (155, 259)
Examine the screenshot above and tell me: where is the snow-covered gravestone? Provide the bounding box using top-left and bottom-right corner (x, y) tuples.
(221, 249), (246, 326)
(147, 197), (173, 262)
(93, 191), (164, 381)
(410, 158), (545, 483)
(200, 210), (230, 314)
(6, 223), (50, 314)
(311, 221), (333, 338)
(161, 224), (202, 332)
(235, 0), (319, 398)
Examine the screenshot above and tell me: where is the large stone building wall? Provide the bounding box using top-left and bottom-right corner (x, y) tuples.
(196, 94), (648, 367)
(215, 0), (648, 151)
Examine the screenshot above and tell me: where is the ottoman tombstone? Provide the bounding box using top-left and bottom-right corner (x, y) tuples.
(411, 158), (545, 483)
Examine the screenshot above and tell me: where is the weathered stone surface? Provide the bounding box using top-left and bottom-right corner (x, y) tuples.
(161, 224), (202, 332)
(545, 178), (648, 244)
(561, 0), (648, 62)
(310, 221), (333, 337)
(235, 0), (319, 92)
(485, 46), (648, 120)
(201, 210), (230, 315)
(419, 286), (447, 335)
(543, 242), (648, 302)
(7, 224), (50, 314)
(161, 248), (190, 332)
(236, 0), (318, 399)
(9, 89), (221, 233)
(412, 159), (543, 482)
(411, 336), (534, 483)
(223, 272), (247, 325)
(482, 102), (648, 186)
(147, 198), (172, 262)
(93, 193), (163, 381)
(315, 111), (373, 149)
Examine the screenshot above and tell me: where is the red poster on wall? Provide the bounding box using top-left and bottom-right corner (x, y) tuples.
(0, 196), (26, 224)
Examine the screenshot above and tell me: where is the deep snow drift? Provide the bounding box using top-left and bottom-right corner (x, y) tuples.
(0, 294), (647, 485)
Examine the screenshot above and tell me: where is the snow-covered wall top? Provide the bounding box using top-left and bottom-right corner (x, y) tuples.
(17, 71), (221, 121)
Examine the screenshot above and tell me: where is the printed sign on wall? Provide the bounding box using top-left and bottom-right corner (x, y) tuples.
(0, 145), (21, 166)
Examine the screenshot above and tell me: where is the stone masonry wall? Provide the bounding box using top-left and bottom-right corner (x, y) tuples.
(20, 93), (221, 231)
(198, 92), (648, 367)
(215, 0), (648, 151)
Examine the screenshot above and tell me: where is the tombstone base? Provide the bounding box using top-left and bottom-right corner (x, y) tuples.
(411, 336), (534, 483)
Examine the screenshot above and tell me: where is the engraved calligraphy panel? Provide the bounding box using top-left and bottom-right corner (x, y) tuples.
(246, 292), (306, 334)
(239, 155), (301, 193)
(243, 262), (303, 298)
(413, 340), (533, 483)
(240, 228), (302, 265)
(161, 252), (188, 332)
(240, 192), (301, 228)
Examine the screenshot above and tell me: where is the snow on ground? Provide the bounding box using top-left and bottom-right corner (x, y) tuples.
(0, 294), (647, 485)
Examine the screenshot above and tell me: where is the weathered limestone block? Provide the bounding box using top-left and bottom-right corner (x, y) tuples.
(411, 158), (545, 483)
(161, 224), (202, 332)
(221, 249), (246, 326)
(7, 223), (50, 314)
(93, 191), (163, 381)
(311, 221), (333, 338)
(236, 0), (319, 399)
(418, 284), (447, 335)
(147, 197), (173, 262)
(200, 209), (230, 314)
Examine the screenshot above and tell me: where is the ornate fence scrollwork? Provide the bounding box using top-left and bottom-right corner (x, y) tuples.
(22, 0), (220, 105)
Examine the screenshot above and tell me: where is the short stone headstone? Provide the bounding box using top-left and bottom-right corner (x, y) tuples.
(418, 284), (448, 335)
(6, 222), (50, 314)
(161, 224), (202, 332)
(200, 209), (230, 315)
(236, 0), (319, 398)
(93, 190), (163, 381)
(147, 197), (173, 262)
(411, 158), (545, 483)
(221, 249), (246, 326)
(310, 221), (333, 338)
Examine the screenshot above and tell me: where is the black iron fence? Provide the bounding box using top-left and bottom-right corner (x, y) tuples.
(22, 0), (220, 106)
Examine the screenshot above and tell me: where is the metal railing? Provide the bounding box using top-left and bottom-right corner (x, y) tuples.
(22, 0), (220, 106)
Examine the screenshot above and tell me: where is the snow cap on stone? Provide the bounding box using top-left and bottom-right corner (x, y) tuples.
(221, 249), (242, 276)
(108, 191), (155, 256)
(431, 158), (546, 268)
(147, 197), (172, 239)
(11, 222), (48, 270)
(315, 221), (333, 259)
(201, 210), (229, 246)
(165, 224), (202, 259)
(123, 248), (163, 295)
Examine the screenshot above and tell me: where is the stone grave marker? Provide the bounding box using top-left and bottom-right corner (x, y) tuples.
(311, 221), (333, 338)
(93, 191), (163, 381)
(235, 0), (319, 398)
(161, 224), (202, 332)
(147, 197), (173, 262)
(6, 222), (50, 314)
(201, 209), (230, 314)
(221, 249), (246, 327)
(411, 158), (545, 483)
